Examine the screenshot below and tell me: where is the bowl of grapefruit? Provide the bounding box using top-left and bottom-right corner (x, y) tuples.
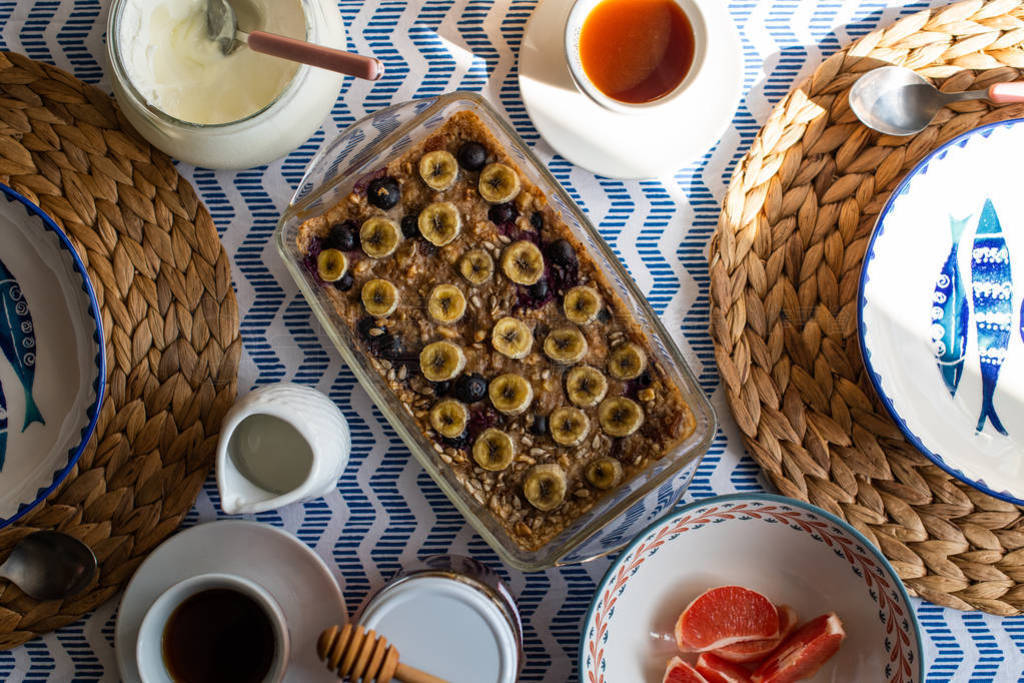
(580, 493), (923, 682)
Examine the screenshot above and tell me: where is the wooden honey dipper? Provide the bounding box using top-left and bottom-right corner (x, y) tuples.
(317, 624), (448, 683)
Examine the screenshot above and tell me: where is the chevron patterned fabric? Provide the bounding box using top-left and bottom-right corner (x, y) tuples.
(0, 0), (1022, 680)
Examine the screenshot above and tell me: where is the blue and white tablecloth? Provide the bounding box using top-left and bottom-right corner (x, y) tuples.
(1, 0), (1023, 680)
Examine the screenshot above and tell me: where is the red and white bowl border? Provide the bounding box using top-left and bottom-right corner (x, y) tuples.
(581, 495), (921, 683)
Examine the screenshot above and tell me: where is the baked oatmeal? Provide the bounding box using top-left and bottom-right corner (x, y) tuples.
(297, 110), (695, 551)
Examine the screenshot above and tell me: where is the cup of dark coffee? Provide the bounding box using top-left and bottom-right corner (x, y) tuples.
(136, 573), (290, 683)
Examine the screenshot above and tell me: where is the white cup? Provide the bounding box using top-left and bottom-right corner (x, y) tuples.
(563, 0), (708, 114)
(136, 573), (291, 683)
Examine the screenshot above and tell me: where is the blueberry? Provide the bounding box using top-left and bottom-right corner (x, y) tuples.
(624, 371), (654, 397)
(528, 278), (549, 301)
(442, 433), (470, 450)
(400, 214), (420, 238)
(468, 407), (500, 438)
(454, 374), (488, 403)
(433, 380), (452, 396)
(354, 168), (386, 195)
(376, 333), (405, 360)
(488, 203), (517, 225)
(335, 272), (355, 292)
(530, 212), (544, 231)
(327, 220), (359, 251)
(367, 177), (401, 210)
(546, 239), (577, 268)
(457, 141), (487, 171)
(596, 308), (612, 323)
(357, 316), (377, 340)
(529, 414), (548, 436)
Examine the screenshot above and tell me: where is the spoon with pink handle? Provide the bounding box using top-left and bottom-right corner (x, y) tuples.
(849, 65), (1024, 136)
(205, 0), (384, 82)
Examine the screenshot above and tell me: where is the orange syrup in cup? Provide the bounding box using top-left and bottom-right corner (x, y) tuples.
(578, 0), (695, 104)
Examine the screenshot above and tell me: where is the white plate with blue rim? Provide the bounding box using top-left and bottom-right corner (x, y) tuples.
(861, 118), (1024, 504)
(0, 185), (104, 526)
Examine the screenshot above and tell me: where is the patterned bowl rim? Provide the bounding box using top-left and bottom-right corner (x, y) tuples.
(858, 118), (1024, 505)
(0, 184), (106, 527)
(578, 492), (925, 683)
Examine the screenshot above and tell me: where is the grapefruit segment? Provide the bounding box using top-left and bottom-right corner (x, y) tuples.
(675, 586), (780, 651)
(663, 656), (710, 683)
(696, 652), (753, 683)
(714, 605), (798, 663)
(751, 613), (845, 683)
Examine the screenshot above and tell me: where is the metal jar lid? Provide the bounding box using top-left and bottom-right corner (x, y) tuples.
(358, 555), (523, 683)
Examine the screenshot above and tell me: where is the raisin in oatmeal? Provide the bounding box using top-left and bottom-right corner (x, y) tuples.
(297, 110), (695, 551)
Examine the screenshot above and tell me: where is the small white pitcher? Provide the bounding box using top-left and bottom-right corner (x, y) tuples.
(216, 383), (350, 514)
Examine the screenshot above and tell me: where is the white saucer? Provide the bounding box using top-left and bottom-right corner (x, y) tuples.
(115, 521), (347, 683)
(518, 0), (743, 179)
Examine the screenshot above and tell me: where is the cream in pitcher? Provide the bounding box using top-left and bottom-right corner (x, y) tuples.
(215, 383), (350, 514)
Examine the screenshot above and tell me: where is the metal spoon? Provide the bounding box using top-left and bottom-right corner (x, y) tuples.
(0, 531), (97, 601)
(205, 0), (383, 81)
(849, 65), (1024, 136)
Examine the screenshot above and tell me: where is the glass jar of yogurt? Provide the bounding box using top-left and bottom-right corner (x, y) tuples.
(358, 556), (523, 683)
(107, 0), (346, 169)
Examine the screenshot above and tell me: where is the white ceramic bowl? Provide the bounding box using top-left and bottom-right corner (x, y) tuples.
(860, 119), (1024, 504)
(580, 493), (923, 683)
(563, 0), (707, 115)
(136, 572), (291, 683)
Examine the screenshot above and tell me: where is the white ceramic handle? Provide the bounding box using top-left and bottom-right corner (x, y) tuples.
(988, 82), (1024, 104)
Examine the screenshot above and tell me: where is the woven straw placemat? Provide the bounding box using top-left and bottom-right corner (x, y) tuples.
(711, 0), (1024, 616)
(0, 52), (241, 647)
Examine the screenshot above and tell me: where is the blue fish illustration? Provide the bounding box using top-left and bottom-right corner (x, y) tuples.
(971, 199), (1011, 436)
(931, 216), (971, 396)
(0, 258), (42, 431)
(0, 381), (7, 471)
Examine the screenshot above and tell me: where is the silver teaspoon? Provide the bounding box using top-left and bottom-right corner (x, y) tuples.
(0, 531), (97, 601)
(849, 65), (1024, 136)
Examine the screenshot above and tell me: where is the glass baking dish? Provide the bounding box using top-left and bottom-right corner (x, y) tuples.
(275, 92), (716, 571)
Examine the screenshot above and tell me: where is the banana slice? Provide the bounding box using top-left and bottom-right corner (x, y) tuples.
(566, 364), (608, 408)
(585, 456), (623, 490)
(549, 406), (590, 447)
(491, 317), (533, 359)
(478, 163), (521, 204)
(488, 373), (534, 416)
(418, 202), (462, 246)
(563, 286), (603, 325)
(317, 248), (348, 282)
(543, 326), (588, 364)
(501, 241), (545, 286)
(598, 397), (645, 437)
(523, 463), (567, 511)
(361, 279), (400, 317)
(360, 217), (401, 259)
(430, 399), (469, 439)
(608, 342), (648, 380)
(419, 341), (467, 382)
(419, 150), (459, 191)
(472, 428), (515, 472)
(459, 249), (495, 286)
(428, 284), (467, 324)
